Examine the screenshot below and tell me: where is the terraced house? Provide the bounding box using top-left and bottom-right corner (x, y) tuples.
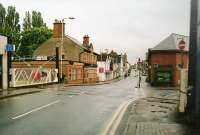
(32, 20), (98, 84)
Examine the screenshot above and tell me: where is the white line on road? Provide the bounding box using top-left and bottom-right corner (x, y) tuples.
(12, 100), (60, 120)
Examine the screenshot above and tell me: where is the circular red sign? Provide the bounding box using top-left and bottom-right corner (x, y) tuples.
(178, 40), (186, 50)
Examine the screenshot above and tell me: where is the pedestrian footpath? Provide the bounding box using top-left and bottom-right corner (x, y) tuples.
(116, 81), (187, 135)
(0, 88), (41, 100)
(0, 77), (122, 100)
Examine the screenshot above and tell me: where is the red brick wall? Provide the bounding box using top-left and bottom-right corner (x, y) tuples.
(53, 22), (64, 38)
(149, 52), (188, 86)
(174, 53), (189, 86)
(80, 52), (97, 65)
(66, 65), (84, 84)
(84, 67), (97, 83)
(83, 35), (89, 46)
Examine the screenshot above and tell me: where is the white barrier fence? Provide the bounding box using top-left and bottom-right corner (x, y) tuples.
(10, 68), (58, 87)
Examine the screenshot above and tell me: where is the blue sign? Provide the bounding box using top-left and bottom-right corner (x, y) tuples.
(6, 44), (15, 52)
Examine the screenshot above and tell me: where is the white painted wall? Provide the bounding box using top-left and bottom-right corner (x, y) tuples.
(97, 56), (113, 81)
(0, 35), (8, 89)
(97, 61), (106, 81)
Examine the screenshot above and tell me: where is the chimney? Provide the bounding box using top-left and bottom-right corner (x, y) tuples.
(83, 35), (90, 46)
(53, 19), (65, 38)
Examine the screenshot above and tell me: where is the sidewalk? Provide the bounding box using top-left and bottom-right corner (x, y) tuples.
(0, 77), (122, 100)
(116, 82), (187, 135)
(64, 77), (122, 87)
(0, 88), (41, 100)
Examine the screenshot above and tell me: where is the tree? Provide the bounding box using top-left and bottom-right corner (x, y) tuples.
(32, 11), (46, 28)
(18, 27), (52, 56)
(18, 10), (50, 57)
(23, 11), (31, 31)
(4, 6), (20, 48)
(0, 3), (6, 34)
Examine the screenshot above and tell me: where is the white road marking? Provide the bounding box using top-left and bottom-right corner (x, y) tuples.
(12, 100), (60, 120)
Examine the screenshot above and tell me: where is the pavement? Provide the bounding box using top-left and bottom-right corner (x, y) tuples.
(0, 88), (41, 100)
(0, 77), (122, 100)
(116, 81), (187, 135)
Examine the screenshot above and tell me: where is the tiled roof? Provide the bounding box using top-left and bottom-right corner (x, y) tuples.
(33, 35), (87, 61)
(151, 33), (189, 51)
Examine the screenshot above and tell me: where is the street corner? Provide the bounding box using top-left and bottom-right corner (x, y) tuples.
(115, 94), (186, 135)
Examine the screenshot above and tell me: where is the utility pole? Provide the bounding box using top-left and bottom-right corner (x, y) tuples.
(56, 47), (60, 83)
(194, 0), (200, 113)
(61, 17), (75, 83)
(136, 58), (141, 88)
(187, 0), (198, 113)
(7, 37), (12, 88)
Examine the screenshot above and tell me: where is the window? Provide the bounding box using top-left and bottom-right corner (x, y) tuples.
(77, 68), (82, 79)
(71, 68), (76, 80)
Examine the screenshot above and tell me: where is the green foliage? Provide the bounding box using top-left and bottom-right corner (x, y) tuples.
(0, 3), (51, 57)
(23, 11), (31, 31)
(0, 3), (6, 33)
(0, 4), (20, 47)
(23, 11), (46, 31)
(32, 11), (46, 28)
(18, 27), (52, 56)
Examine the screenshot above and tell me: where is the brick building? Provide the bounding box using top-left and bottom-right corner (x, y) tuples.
(28, 19), (98, 84)
(148, 33), (189, 86)
(80, 35), (98, 83)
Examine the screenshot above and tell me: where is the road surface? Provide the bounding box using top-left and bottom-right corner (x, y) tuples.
(0, 73), (145, 135)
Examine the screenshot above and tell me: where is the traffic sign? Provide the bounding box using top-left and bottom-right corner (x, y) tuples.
(178, 40), (186, 50)
(5, 44), (15, 52)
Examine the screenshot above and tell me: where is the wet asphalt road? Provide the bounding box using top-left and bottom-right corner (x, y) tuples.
(0, 73), (145, 135)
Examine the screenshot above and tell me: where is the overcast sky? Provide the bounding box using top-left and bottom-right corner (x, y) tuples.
(1, 0), (190, 63)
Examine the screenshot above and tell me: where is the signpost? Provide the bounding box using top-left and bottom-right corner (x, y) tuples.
(178, 39), (186, 68)
(5, 41), (15, 88)
(6, 44), (15, 52)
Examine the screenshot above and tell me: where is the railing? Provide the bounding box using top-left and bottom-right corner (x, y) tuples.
(10, 68), (58, 87)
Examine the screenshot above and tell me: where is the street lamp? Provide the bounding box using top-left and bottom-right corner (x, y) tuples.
(137, 58), (142, 88)
(60, 17), (75, 82)
(178, 39), (186, 68)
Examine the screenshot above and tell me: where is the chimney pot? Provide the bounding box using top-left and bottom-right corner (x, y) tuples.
(53, 19), (65, 38)
(83, 35), (90, 46)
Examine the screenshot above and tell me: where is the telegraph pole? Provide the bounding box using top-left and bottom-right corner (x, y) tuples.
(7, 37), (12, 88)
(56, 47), (60, 83)
(187, 0), (198, 113)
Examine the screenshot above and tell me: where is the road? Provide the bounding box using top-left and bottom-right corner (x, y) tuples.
(0, 73), (146, 135)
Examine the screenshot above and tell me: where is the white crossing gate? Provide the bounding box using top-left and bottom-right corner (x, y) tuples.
(10, 68), (58, 87)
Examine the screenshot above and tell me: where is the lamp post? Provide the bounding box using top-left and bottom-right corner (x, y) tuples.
(137, 58), (141, 88)
(60, 17), (75, 82)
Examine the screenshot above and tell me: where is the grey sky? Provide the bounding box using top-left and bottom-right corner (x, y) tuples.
(1, 0), (190, 63)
